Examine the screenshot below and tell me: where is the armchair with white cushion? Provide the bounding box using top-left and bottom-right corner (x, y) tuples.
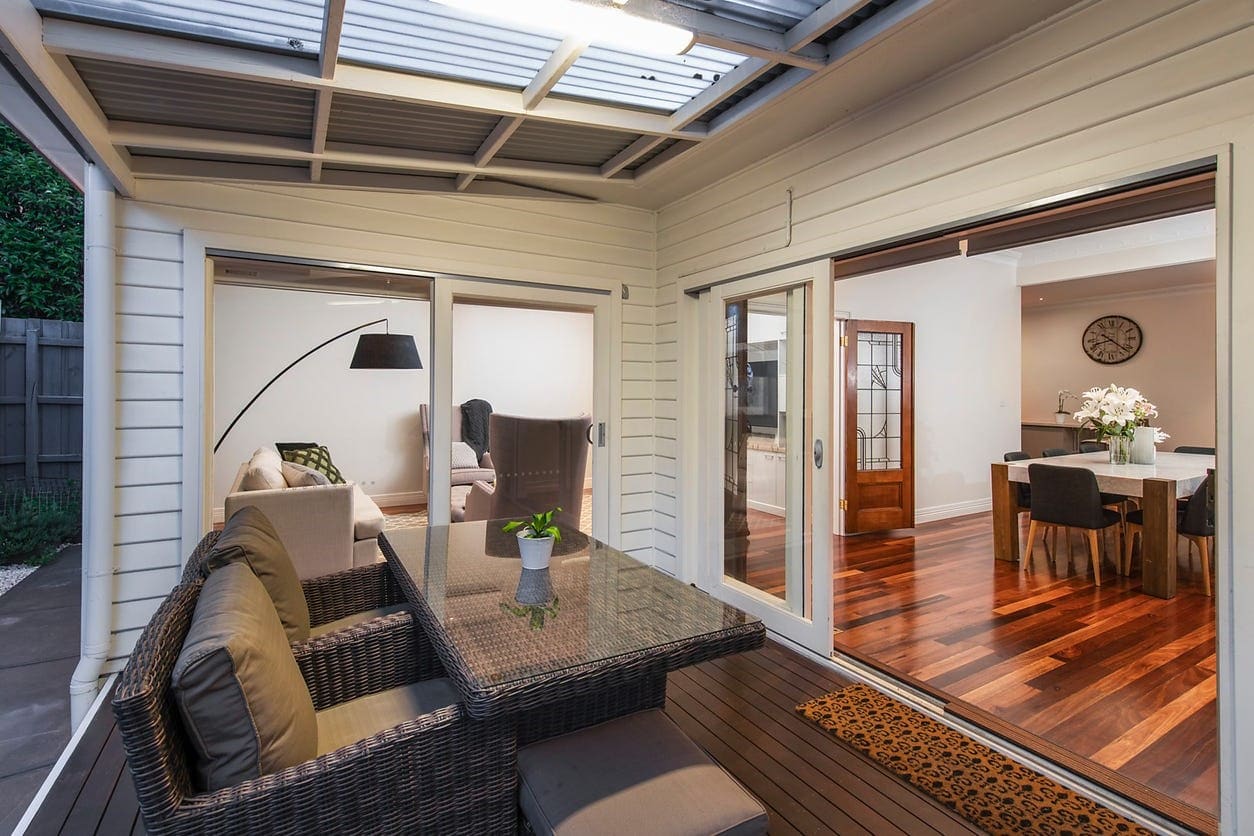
(419, 403), (496, 521)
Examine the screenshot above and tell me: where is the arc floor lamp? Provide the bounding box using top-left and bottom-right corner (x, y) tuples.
(213, 318), (421, 453)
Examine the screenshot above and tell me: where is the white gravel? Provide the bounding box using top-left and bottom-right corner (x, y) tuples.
(0, 564), (38, 598)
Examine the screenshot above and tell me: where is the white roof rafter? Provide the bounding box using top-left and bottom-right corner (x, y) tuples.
(310, 0), (347, 181)
(523, 36), (588, 109)
(455, 114), (525, 191)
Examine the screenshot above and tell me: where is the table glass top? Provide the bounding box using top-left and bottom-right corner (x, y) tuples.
(381, 521), (760, 690)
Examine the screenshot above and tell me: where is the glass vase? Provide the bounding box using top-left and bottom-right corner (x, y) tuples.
(1108, 435), (1131, 465)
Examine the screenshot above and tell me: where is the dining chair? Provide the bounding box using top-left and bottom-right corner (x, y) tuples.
(1174, 445), (1216, 455)
(1005, 452), (1052, 559)
(1079, 441), (1108, 453)
(1042, 448), (1071, 458)
(1026, 464), (1122, 586)
(1124, 471), (1215, 595)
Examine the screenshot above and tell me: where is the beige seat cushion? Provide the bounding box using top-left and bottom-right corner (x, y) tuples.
(309, 603), (409, 638)
(239, 446), (286, 491)
(518, 709), (768, 836)
(352, 484), (385, 540)
(451, 467), (496, 487)
(204, 506), (311, 642)
(172, 563), (318, 792)
(316, 678), (460, 755)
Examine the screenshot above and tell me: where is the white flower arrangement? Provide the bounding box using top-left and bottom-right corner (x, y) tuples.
(1073, 384), (1169, 442)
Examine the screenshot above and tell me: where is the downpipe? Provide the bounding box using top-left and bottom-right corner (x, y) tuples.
(70, 163), (116, 727)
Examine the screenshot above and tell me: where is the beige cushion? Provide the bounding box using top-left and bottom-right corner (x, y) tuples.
(351, 484), (385, 540)
(316, 678), (460, 755)
(205, 506), (310, 642)
(518, 709), (768, 836)
(172, 563), (318, 792)
(450, 441), (479, 470)
(282, 460), (331, 488)
(451, 466), (496, 487)
(239, 447), (286, 491)
(309, 603), (408, 638)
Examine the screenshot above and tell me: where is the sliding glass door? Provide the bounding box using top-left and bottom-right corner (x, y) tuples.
(699, 264), (833, 655)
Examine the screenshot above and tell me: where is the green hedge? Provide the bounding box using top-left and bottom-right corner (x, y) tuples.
(0, 480), (82, 565)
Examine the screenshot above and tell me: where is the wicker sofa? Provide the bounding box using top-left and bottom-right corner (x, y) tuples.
(114, 550), (516, 835)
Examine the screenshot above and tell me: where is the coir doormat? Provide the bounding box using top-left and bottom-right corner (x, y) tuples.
(796, 684), (1153, 835)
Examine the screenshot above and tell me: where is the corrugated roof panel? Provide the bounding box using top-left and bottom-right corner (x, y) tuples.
(697, 62), (790, 123)
(35, 0), (324, 55)
(551, 43), (746, 112)
(816, 0), (898, 45)
(664, 0), (824, 32)
(327, 95), (500, 155)
(73, 57), (315, 137)
(341, 0), (562, 89)
(624, 138), (701, 171)
(496, 121), (640, 167)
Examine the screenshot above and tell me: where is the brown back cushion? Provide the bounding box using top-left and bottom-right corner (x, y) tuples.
(172, 563), (318, 791)
(205, 506), (310, 642)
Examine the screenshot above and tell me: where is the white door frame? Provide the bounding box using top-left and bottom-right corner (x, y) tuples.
(429, 277), (617, 544)
(695, 260), (833, 656)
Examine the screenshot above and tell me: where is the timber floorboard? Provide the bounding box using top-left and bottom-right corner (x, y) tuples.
(735, 508), (1218, 821)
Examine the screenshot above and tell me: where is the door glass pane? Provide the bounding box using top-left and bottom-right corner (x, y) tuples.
(722, 288), (808, 615)
(449, 302), (594, 534)
(856, 331), (902, 471)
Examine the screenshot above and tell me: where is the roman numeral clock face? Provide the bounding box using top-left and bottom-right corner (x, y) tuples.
(1082, 315), (1143, 365)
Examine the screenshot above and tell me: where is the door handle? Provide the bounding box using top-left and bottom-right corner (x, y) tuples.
(586, 424), (594, 445)
(814, 439), (824, 469)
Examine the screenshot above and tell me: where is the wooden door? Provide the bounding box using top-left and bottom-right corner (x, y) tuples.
(843, 320), (914, 533)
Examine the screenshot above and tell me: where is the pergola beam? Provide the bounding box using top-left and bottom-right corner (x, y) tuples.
(42, 18), (706, 141)
(523, 37), (586, 110)
(622, 0), (826, 70)
(668, 56), (774, 130)
(456, 115), (525, 191)
(129, 155), (596, 201)
(318, 0), (347, 80)
(1, 0), (132, 194)
(785, 0), (875, 52)
(599, 135), (664, 178)
(111, 121), (617, 183)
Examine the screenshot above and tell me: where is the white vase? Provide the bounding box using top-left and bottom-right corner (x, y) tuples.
(517, 533), (555, 570)
(1130, 426), (1158, 465)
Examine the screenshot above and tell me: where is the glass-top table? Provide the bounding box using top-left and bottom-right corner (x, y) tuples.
(380, 522), (764, 720)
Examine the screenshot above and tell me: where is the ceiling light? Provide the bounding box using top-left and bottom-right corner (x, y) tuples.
(432, 0), (695, 55)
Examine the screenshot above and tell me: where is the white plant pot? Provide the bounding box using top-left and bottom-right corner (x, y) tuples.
(1054, 412), (1070, 425)
(517, 534), (555, 570)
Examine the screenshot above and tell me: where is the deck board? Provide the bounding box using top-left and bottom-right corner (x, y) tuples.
(24, 643), (980, 835)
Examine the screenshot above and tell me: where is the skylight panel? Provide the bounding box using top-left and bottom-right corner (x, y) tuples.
(341, 0), (563, 89)
(35, 0), (326, 55)
(551, 44), (746, 112)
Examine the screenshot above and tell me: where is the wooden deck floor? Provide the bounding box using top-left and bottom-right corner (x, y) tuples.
(23, 643), (980, 836)
(735, 508), (1217, 829)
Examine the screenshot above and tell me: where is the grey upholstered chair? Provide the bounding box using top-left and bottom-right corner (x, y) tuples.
(463, 413), (592, 532)
(1025, 463), (1122, 586)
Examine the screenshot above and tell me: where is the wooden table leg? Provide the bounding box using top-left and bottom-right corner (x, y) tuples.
(991, 463), (1020, 563)
(1140, 477), (1178, 599)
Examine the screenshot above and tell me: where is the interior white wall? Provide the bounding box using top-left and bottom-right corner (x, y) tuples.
(211, 286), (429, 511)
(451, 304), (593, 419)
(835, 255), (1021, 521)
(1021, 284), (1216, 447)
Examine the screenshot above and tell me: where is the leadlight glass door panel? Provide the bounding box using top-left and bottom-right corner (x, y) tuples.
(843, 320), (914, 533)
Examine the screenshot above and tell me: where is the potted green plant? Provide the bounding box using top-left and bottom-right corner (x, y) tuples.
(502, 508), (562, 570)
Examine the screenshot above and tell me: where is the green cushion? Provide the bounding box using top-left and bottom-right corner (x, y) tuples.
(281, 445), (346, 484)
(172, 563), (318, 792)
(205, 506), (310, 642)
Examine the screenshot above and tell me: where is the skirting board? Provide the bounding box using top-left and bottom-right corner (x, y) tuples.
(914, 496), (992, 524)
(212, 489), (427, 523)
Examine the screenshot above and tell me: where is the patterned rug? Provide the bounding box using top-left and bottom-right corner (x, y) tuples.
(382, 501), (593, 533)
(796, 684), (1152, 836)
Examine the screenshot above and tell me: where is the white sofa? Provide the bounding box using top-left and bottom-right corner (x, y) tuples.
(224, 447), (385, 579)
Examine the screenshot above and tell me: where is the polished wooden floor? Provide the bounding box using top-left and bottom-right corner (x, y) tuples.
(26, 644), (980, 836)
(736, 509), (1218, 821)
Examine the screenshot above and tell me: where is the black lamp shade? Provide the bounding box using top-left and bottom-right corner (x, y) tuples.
(350, 333), (422, 369)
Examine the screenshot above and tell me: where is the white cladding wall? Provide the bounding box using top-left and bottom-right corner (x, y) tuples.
(108, 181), (655, 670)
(653, 0), (1253, 576)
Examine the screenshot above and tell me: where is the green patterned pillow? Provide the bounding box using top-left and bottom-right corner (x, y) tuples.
(280, 445), (345, 484)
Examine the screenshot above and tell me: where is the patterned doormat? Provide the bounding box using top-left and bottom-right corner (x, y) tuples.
(796, 684), (1153, 836)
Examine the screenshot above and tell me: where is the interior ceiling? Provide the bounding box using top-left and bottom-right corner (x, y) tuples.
(1021, 260), (1216, 309)
(31, 0), (1083, 208)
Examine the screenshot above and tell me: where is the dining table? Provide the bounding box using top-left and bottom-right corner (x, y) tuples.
(379, 521), (765, 745)
(991, 451), (1215, 598)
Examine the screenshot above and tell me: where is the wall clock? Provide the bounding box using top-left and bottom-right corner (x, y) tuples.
(1082, 315), (1143, 365)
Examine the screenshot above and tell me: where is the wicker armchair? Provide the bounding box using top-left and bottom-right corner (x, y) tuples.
(113, 580), (518, 836)
(182, 530), (409, 639)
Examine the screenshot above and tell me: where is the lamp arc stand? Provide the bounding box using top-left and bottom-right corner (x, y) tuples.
(213, 318), (388, 454)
